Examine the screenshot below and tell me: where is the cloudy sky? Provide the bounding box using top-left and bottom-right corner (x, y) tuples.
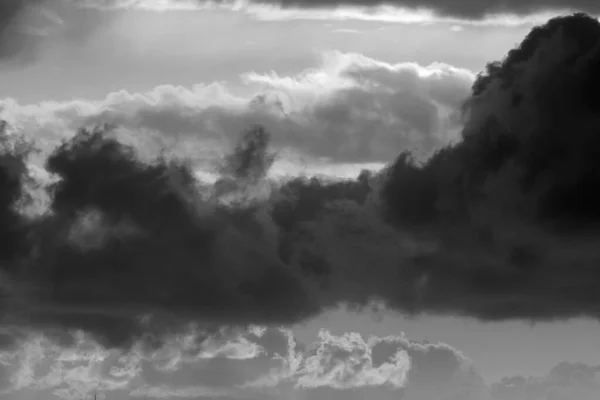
(2, 1), (600, 400)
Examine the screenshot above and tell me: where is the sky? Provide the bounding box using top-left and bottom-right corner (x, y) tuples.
(2, 1), (600, 400)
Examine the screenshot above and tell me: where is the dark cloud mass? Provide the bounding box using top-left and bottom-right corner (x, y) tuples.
(3, 13), (600, 348)
(247, 0), (596, 19)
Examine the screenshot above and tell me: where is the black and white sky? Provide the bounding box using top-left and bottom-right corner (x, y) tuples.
(1, 1), (600, 400)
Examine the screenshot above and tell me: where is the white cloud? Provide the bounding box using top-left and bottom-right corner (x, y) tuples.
(1, 51), (473, 177)
(292, 330), (410, 389)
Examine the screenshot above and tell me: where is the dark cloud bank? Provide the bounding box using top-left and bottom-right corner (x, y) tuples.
(251, 0), (600, 19)
(3, 12), (600, 349)
(73, 0), (600, 20)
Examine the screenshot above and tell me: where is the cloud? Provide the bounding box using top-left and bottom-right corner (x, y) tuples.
(242, 0), (595, 20)
(0, 330), (137, 399)
(3, 323), (598, 400)
(280, 329), (410, 390)
(72, 0), (595, 26)
(0, 0), (46, 63)
(0, 326), (489, 400)
(0, 0), (72, 65)
(0, 1), (124, 66)
(1, 51), (472, 165)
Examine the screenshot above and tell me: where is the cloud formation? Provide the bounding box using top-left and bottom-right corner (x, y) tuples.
(3, 12), (600, 353)
(3, 324), (598, 400)
(0, 326), (487, 400)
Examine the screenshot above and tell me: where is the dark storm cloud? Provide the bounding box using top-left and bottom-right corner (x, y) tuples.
(249, 0), (600, 19)
(4, 12), (600, 349)
(373, 13), (600, 321)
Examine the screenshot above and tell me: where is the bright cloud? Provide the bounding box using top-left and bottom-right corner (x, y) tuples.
(0, 51), (473, 179)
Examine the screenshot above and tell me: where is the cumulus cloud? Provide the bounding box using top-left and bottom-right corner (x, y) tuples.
(372, 11), (600, 321)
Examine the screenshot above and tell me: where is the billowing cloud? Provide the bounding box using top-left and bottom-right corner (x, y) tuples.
(373, 11), (600, 321)
(1, 50), (473, 165)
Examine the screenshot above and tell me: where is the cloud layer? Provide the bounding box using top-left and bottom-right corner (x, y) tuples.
(68, 0), (600, 22)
